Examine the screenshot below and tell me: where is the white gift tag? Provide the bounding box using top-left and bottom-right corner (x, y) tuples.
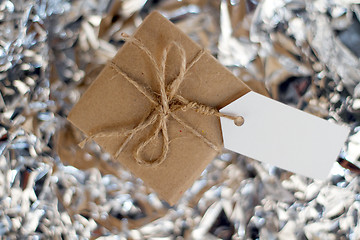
(220, 91), (350, 180)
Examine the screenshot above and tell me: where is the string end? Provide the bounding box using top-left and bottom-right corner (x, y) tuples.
(234, 116), (244, 126)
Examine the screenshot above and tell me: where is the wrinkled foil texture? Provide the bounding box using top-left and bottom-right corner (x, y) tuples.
(1, 0), (360, 239)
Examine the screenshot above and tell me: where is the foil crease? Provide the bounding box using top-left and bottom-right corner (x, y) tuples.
(1, 0), (360, 239)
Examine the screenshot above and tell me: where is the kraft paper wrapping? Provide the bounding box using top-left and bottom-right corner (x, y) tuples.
(68, 12), (250, 205)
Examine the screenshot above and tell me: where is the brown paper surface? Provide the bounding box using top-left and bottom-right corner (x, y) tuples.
(68, 12), (250, 205)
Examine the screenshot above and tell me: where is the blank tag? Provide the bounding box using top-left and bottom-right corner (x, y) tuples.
(220, 91), (350, 180)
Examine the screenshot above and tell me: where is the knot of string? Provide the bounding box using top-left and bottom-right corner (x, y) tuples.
(79, 33), (244, 167)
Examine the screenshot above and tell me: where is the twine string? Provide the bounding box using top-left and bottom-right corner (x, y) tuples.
(80, 33), (244, 167)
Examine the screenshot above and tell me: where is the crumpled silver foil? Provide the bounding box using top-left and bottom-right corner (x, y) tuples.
(1, 0), (360, 239)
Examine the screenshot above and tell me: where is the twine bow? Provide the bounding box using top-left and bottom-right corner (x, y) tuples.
(79, 33), (244, 167)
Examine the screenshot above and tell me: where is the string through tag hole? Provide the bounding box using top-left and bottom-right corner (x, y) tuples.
(234, 116), (244, 126)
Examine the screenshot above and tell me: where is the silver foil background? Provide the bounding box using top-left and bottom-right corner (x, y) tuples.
(1, 0), (360, 239)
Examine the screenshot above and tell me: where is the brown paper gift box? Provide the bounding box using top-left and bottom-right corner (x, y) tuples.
(67, 12), (250, 205)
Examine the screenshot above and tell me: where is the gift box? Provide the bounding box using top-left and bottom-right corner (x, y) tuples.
(67, 12), (250, 205)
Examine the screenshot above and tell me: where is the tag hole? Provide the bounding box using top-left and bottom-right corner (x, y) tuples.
(234, 116), (244, 126)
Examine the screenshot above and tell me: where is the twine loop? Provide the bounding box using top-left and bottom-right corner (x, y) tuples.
(80, 33), (243, 167)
